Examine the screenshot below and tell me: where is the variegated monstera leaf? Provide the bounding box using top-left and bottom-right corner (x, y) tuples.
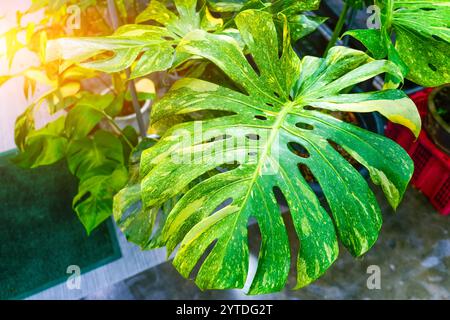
(114, 10), (421, 294)
(46, 0), (228, 78)
(345, 0), (450, 87)
(206, 0), (326, 43)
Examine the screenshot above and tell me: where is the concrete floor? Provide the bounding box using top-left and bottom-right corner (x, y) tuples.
(86, 186), (449, 300)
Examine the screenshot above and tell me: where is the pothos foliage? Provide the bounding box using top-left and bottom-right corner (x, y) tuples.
(14, 91), (139, 234)
(5, 0), (148, 234)
(114, 10), (420, 293)
(345, 0), (450, 87)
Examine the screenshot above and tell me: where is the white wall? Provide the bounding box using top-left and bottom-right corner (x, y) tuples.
(0, 0), (49, 152)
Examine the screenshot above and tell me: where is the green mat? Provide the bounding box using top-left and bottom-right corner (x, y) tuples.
(0, 150), (121, 300)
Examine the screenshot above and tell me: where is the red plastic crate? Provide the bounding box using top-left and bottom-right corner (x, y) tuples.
(385, 89), (450, 215)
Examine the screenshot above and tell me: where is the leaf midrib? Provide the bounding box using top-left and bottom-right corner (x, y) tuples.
(211, 101), (296, 270)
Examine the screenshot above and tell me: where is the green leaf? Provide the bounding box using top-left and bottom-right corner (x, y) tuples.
(67, 130), (124, 180)
(344, 0), (372, 9)
(113, 137), (169, 247)
(130, 42), (174, 79)
(46, 0), (226, 77)
(391, 0), (450, 86)
(14, 106), (36, 151)
(288, 14), (328, 43)
(74, 165), (129, 234)
(14, 90), (55, 151)
(13, 116), (67, 168)
(115, 10), (420, 294)
(4, 27), (24, 68)
(65, 93), (114, 139)
(136, 0), (202, 36)
(269, 0), (321, 15)
(304, 90), (421, 137)
(68, 130), (128, 234)
(352, 0), (450, 87)
(343, 29), (387, 59)
(210, 0), (323, 41)
(120, 125), (139, 162)
(206, 0), (248, 12)
(0, 75), (13, 88)
(46, 25), (173, 73)
(201, 6), (224, 31)
(115, 0), (129, 20)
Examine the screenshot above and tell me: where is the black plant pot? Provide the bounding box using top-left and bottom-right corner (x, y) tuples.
(425, 85), (450, 155)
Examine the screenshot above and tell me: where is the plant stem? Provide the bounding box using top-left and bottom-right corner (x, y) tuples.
(104, 114), (134, 149)
(106, 0), (147, 138)
(385, 0), (394, 31)
(324, 2), (350, 55)
(107, 0), (120, 29)
(126, 70), (147, 138)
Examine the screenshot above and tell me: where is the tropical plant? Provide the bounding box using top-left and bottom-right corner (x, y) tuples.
(0, 0), (150, 233)
(2, 0), (325, 233)
(324, 0), (372, 54)
(344, 0), (450, 87)
(6, 0), (450, 294)
(113, 9), (421, 293)
(45, 0), (326, 78)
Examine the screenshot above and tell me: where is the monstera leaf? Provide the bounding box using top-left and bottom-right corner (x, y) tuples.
(114, 10), (420, 294)
(345, 0), (450, 87)
(46, 0), (225, 78)
(65, 95), (138, 234)
(207, 0), (325, 42)
(206, 0), (321, 13)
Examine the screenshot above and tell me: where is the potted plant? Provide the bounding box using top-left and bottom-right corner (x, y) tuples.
(0, 0), (149, 233)
(3, 0), (450, 294)
(426, 84), (450, 155)
(99, 77), (155, 131)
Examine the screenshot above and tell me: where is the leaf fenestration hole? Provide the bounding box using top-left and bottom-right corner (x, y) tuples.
(118, 200), (142, 224)
(327, 139), (360, 170)
(198, 134), (232, 145)
(273, 186), (299, 286)
(254, 115), (267, 121)
(295, 122), (314, 130)
(215, 162), (240, 173)
(245, 133), (260, 141)
(297, 163), (318, 184)
(189, 239), (218, 280)
(273, 186), (288, 213)
(432, 34), (445, 42)
(428, 63), (437, 72)
(419, 7), (436, 11)
(150, 209), (164, 239)
(288, 142), (310, 158)
(296, 163), (332, 219)
(244, 216), (262, 292)
(246, 55), (261, 76)
(212, 197), (233, 214)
